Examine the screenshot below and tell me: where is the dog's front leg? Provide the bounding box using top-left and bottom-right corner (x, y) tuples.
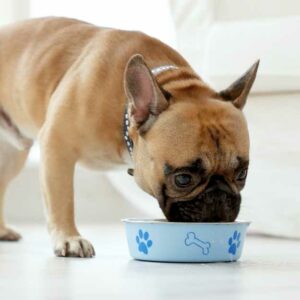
(39, 128), (95, 258)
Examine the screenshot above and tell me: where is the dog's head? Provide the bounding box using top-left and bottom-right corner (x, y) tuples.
(124, 54), (259, 222)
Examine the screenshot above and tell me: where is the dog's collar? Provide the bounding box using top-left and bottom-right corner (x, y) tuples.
(123, 64), (178, 157)
(151, 65), (178, 76)
(123, 108), (133, 156)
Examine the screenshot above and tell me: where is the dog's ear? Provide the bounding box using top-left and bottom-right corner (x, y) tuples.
(219, 60), (259, 110)
(124, 54), (169, 134)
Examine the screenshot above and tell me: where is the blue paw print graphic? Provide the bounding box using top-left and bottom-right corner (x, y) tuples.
(228, 230), (241, 255)
(136, 229), (153, 254)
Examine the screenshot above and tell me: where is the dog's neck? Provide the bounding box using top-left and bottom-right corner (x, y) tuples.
(123, 65), (178, 158)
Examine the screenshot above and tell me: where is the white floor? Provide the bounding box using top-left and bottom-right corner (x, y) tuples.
(0, 224), (299, 300)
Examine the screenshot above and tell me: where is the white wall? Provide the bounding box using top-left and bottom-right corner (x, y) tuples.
(0, 0), (29, 26)
(213, 0), (300, 21)
(169, 0), (300, 93)
(30, 0), (177, 49)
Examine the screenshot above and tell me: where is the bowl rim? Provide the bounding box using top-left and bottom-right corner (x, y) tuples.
(121, 218), (251, 225)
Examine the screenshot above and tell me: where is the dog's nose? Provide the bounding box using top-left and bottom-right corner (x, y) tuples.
(205, 175), (232, 194)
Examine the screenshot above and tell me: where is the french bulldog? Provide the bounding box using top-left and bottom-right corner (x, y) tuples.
(0, 17), (259, 257)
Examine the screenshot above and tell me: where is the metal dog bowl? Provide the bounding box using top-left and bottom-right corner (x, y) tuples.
(122, 218), (250, 262)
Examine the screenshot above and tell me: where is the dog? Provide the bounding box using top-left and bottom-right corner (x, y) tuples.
(0, 17), (259, 257)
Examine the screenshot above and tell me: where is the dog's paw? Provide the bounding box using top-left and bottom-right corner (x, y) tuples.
(0, 226), (22, 241)
(54, 236), (95, 258)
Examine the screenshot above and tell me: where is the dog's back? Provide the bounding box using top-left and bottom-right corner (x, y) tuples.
(0, 17), (188, 138)
(0, 18), (99, 133)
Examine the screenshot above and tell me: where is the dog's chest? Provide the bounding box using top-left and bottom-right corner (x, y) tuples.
(78, 148), (132, 171)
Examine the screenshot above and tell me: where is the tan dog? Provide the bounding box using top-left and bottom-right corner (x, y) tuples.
(0, 17), (258, 257)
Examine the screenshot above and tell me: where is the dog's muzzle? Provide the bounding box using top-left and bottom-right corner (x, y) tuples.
(167, 175), (241, 222)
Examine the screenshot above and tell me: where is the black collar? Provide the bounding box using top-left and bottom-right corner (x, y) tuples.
(123, 105), (133, 157)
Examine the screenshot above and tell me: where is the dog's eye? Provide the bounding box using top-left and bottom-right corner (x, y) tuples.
(174, 174), (192, 187)
(161, 88), (172, 101)
(236, 168), (248, 181)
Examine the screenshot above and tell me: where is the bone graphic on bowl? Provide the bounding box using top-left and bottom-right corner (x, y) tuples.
(184, 232), (211, 255)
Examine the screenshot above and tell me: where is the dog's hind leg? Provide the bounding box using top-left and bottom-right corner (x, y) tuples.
(0, 185), (22, 241)
(0, 139), (31, 241)
(0, 108), (32, 241)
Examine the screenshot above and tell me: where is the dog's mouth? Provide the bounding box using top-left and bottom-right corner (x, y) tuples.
(165, 189), (241, 222)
